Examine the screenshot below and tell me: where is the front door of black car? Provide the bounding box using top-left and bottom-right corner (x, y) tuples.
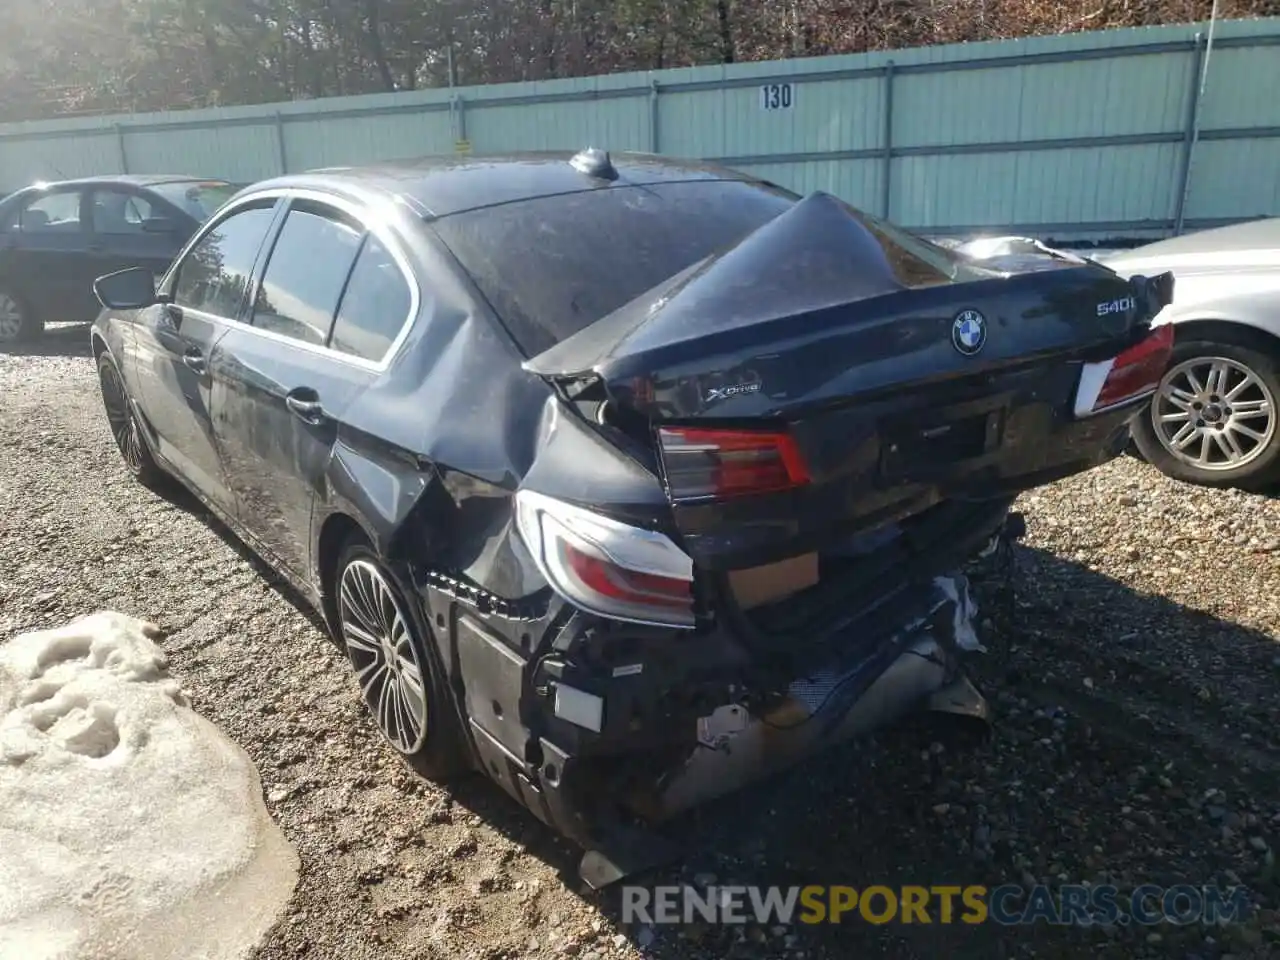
(0, 187), (98, 321)
(85, 187), (193, 286)
(131, 199), (280, 509)
(212, 197), (412, 582)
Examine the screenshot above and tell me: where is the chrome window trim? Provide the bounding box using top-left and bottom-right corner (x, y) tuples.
(163, 185), (421, 374)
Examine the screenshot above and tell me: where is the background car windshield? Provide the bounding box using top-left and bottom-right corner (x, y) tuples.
(432, 179), (798, 356)
(151, 180), (238, 222)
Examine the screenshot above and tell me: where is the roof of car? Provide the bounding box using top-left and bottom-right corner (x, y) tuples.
(22, 174), (228, 191)
(1105, 216), (1280, 266)
(239, 150), (772, 219)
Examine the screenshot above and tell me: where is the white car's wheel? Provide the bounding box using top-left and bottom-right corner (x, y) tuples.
(1132, 336), (1280, 490)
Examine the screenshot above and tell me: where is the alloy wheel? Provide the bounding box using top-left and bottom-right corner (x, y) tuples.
(99, 361), (145, 473)
(0, 293), (22, 342)
(1151, 355), (1276, 472)
(338, 559), (429, 754)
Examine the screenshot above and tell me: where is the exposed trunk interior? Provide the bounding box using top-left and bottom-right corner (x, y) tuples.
(710, 496), (1014, 653)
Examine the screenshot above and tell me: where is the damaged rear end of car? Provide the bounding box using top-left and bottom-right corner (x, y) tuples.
(413, 177), (1174, 886)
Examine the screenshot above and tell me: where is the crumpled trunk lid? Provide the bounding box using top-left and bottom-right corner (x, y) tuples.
(525, 193), (1163, 414)
(524, 192), (1172, 571)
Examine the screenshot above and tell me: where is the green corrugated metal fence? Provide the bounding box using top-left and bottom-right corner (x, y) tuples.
(1, 17), (1278, 240)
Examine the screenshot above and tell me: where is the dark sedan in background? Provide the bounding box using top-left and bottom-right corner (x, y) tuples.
(89, 149), (1173, 884)
(0, 175), (237, 345)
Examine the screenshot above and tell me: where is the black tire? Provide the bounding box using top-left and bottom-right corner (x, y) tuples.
(96, 352), (167, 488)
(1130, 334), (1280, 491)
(0, 287), (42, 347)
(334, 536), (471, 781)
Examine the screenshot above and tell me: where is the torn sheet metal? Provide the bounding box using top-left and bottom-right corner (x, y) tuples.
(933, 574), (984, 652)
(634, 574), (986, 820)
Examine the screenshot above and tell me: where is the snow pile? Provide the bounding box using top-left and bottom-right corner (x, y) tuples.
(0, 612), (298, 960)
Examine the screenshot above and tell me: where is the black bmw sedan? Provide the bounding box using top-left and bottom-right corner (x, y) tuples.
(0, 175), (236, 345)
(91, 150), (1173, 884)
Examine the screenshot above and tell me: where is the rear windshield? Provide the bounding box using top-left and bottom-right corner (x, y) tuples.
(432, 179), (799, 356)
(151, 180), (239, 222)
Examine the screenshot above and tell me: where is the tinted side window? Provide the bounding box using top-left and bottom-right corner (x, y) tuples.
(251, 203), (363, 347)
(150, 181), (238, 222)
(90, 189), (159, 235)
(173, 203), (277, 318)
(329, 235), (413, 363)
(5, 190), (85, 233)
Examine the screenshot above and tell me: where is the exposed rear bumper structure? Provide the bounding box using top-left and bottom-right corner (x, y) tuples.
(416, 509), (1024, 889)
(632, 581), (989, 823)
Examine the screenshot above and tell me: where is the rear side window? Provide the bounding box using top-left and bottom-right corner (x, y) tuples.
(432, 180), (798, 356)
(251, 203), (363, 346)
(173, 203), (277, 318)
(329, 235), (413, 363)
(90, 189), (159, 235)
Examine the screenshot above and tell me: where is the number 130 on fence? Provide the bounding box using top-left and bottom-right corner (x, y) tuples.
(759, 82), (795, 110)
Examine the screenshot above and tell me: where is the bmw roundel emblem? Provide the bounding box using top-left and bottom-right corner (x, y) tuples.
(951, 309), (987, 356)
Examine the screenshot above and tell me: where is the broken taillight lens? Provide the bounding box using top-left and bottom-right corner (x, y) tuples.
(657, 427), (811, 501)
(1074, 322), (1175, 417)
(559, 539), (692, 614)
(514, 490), (696, 628)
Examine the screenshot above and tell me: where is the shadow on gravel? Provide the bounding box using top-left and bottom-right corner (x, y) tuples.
(144, 472), (1280, 959)
(0, 322), (93, 359)
(147, 480), (332, 639)
(145, 479), (599, 875)
(509, 546), (1275, 960)
(1122, 451), (1280, 500)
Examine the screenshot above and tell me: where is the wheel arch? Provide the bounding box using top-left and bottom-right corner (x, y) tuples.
(0, 276), (35, 313)
(313, 510), (373, 637)
(1170, 317), (1280, 358)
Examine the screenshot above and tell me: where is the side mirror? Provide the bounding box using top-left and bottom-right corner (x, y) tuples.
(140, 216), (181, 235)
(94, 267), (157, 310)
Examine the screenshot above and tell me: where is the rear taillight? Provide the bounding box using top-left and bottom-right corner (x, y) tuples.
(657, 427), (811, 501)
(1074, 322), (1175, 417)
(514, 490), (696, 628)
(561, 540), (691, 613)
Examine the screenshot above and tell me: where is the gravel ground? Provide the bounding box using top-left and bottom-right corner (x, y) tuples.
(1, 323), (1278, 960)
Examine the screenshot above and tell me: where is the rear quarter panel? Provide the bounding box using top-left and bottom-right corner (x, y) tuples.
(1157, 269), (1280, 341)
(309, 219), (557, 601)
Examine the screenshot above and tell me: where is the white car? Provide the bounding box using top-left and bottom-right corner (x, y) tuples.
(958, 222), (1280, 491)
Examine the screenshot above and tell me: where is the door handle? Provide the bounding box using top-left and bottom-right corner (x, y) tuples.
(182, 348), (206, 373)
(285, 390), (325, 423)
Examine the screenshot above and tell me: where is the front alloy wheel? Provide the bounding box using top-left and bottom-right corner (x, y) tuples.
(97, 353), (164, 486)
(1132, 336), (1280, 490)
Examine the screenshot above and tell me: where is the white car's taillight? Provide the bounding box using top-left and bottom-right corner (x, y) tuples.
(1074, 322), (1175, 418)
(514, 490), (696, 629)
